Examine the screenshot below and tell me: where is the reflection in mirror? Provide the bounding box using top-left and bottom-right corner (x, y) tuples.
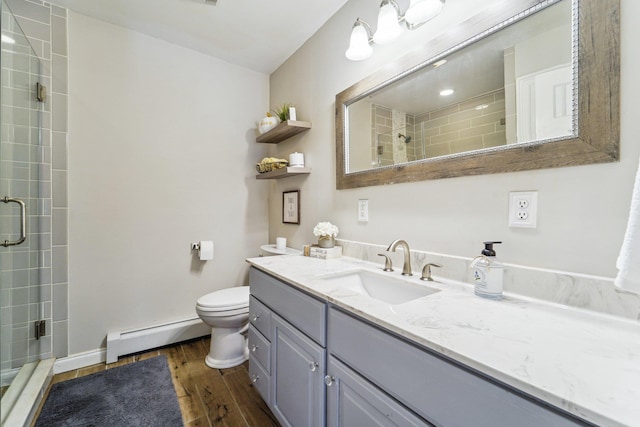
(347, 0), (573, 173)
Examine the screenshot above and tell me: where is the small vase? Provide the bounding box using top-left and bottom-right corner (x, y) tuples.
(318, 236), (335, 248)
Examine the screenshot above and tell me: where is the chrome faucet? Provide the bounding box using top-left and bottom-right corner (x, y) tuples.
(386, 239), (412, 276)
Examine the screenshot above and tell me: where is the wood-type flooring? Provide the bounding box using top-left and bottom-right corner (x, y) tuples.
(34, 337), (279, 426)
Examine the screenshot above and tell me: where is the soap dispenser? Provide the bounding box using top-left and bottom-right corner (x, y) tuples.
(471, 241), (503, 300)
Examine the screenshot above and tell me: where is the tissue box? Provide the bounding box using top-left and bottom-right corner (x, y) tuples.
(309, 246), (342, 260)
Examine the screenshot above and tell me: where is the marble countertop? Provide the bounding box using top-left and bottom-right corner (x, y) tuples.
(247, 254), (640, 427)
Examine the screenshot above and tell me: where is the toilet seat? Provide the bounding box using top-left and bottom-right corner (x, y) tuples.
(196, 286), (249, 312)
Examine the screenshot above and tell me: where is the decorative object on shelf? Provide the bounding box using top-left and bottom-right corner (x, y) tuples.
(283, 190), (300, 224)
(345, 0), (445, 61)
(258, 113), (279, 135)
(313, 221), (339, 248)
(289, 152), (305, 167)
(256, 157), (288, 173)
(272, 103), (294, 122)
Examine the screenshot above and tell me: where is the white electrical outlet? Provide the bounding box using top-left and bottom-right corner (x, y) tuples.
(358, 199), (369, 222)
(509, 191), (537, 228)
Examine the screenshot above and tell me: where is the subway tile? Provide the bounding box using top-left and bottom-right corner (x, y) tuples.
(451, 135), (484, 153)
(52, 208), (67, 245)
(483, 131), (507, 148)
(52, 246), (67, 284)
(14, 15), (50, 41)
(51, 132), (67, 170)
(459, 123), (498, 139)
(4, 0), (50, 24)
(51, 54), (67, 94)
(11, 287), (29, 305)
(26, 36), (44, 58)
(459, 93), (497, 111)
(430, 130), (460, 145)
(51, 5), (67, 18)
(52, 169), (67, 207)
(51, 93), (67, 132)
(51, 15), (67, 56)
(52, 320), (68, 358)
(425, 142), (451, 158)
(430, 103), (460, 120)
(440, 119), (471, 135)
(52, 282), (67, 321)
(471, 110), (505, 127)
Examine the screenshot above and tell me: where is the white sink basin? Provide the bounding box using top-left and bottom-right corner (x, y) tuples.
(322, 270), (439, 305)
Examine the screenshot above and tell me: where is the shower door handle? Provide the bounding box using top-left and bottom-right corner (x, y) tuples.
(1, 196), (27, 247)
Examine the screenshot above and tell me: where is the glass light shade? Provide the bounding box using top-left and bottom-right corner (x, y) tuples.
(373, 2), (402, 44)
(405, 0), (444, 26)
(345, 24), (373, 61)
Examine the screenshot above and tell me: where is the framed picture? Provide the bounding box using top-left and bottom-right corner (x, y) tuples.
(283, 190), (300, 224)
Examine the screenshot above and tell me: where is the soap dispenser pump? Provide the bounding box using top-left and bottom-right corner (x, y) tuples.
(471, 241), (503, 300)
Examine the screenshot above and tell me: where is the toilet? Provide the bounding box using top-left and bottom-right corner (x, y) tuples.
(195, 286), (250, 369)
(196, 243), (300, 369)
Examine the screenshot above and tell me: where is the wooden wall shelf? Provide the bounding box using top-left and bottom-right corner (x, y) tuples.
(256, 120), (312, 144)
(256, 167), (311, 180)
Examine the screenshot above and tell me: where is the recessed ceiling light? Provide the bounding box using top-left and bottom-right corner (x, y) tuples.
(433, 59), (447, 68)
(475, 104), (489, 110)
(439, 89), (454, 96)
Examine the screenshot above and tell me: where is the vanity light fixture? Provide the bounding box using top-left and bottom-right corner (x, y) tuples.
(439, 88), (454, 96)
(345, 19), (374, 61)
(345, 0), (445, 61)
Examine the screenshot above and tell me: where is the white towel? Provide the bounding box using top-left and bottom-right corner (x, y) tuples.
(615, 156), (640, 293)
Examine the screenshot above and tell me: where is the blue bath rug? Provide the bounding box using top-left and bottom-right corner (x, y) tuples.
(35, 355), (183, 427)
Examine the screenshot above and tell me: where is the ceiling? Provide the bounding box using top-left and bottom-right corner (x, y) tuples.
(48, 0), (349, 74)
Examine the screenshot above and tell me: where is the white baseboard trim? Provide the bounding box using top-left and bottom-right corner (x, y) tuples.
(54, 317), (210, 372)
(54, 349), (106, 374)
(106, 317), (209, 364)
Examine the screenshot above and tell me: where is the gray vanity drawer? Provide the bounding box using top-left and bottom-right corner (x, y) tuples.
(328, 307), (587, 427)
(249, 295), (272, 340)
(250, 267), (326, 346)
(249, 355), (270, 405)
(248, 325), (271, 374)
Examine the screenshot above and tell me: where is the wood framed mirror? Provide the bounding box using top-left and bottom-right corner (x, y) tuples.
(336, 0), (619, 189)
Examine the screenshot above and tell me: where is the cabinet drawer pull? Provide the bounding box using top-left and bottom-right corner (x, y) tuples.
(251, 313), (260, 322)
(251, 374), (260, 383)
(251, 345), (259, 352)
(324, 375), (335, 386)
(309, 362), (319, 372)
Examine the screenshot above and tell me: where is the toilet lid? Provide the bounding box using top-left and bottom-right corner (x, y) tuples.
(197, 286), (249, 310)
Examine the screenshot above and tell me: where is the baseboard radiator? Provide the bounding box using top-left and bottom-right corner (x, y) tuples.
(106, 318), (210, 363)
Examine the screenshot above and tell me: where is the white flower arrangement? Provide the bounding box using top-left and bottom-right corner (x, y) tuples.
(313, 221), (339, 238)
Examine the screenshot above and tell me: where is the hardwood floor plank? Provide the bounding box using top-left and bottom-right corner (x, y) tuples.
(39, 338), (278, 427)
(166, 344), (209, 424)
(180, 341), (249, 427)
(76, 363), (106, 377)
(222, 365), (279, 427)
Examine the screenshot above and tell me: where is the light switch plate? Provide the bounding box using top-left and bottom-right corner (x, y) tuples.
(358, 199), (369, 222)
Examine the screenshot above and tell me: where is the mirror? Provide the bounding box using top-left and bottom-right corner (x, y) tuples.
(336, 0), (619, 189)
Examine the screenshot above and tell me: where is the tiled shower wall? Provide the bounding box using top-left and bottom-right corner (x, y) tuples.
(370, 89), (506, 167)
(5, 0), (68, 360)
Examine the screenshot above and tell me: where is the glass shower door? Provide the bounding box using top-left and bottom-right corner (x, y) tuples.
(0, 0), (46, 404)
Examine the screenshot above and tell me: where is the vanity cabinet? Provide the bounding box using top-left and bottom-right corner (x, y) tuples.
(249, 266), (588, 427)
(325, 355), (431, 427)
(249, 267), (327, 427)
(328, 307), (587, 427)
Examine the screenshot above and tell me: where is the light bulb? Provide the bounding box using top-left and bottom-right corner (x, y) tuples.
(405, 0), (444, 26)
(373, 2), (402, 45)
(345, 20), (373, 61)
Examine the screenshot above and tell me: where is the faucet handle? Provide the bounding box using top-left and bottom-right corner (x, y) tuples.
(377, 253), (394, 272)
(420, 263), (442, 281)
